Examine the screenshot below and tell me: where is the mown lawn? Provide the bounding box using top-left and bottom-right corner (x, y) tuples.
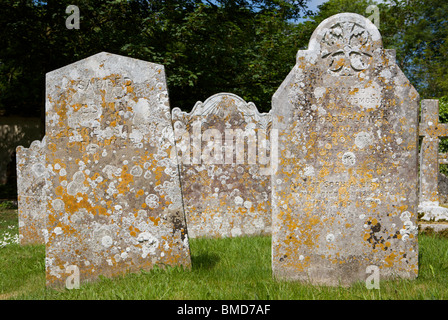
(1, 207), (448, 300)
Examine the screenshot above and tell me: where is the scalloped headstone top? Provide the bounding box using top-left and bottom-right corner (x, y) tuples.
(172, 93), (273, 238)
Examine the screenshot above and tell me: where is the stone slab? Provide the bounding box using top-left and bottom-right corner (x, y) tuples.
(16, 137), (47, 245)
(419, 222), (448, 233)
(271, 13), (419, 286)
(418, 201), (448, 222)
(172, 93), (273, 238)
(45, 52), (190, 287)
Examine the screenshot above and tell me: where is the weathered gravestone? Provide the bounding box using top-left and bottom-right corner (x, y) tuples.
(437, 172), (448, 205)
(16, 136), (47, 245)
(438, 153), (448, 205)
(45, 52), (190, 287)
(271, 13), (419, 286)
(418, 99), (448, 221)
(172, 93), (273, 238)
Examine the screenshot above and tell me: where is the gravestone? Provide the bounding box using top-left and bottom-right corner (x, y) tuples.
(16, 136), (47, 245)
(45, 52), (190, 287)
(438, 173), (448, 205)
(418, 99), (448, 221)
(438, 154), (448, 205)
(172, 93), (273, 238)
(271, 13), (419, 286)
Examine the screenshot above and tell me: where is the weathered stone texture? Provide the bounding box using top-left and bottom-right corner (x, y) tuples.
(16, 137), (48, 245)
(271, 13), (419, 286)
(172, 93), (272, 238)
(419, 99), (447, 203)
(438, 172), (448, 206)
(418, 99), (448, 221)
(45, 52), (190, 287)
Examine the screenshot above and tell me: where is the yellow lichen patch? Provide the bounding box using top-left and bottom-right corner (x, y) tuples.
(48, 143), (57, 152)
(44, 53), (191, 289)
(117, 167), (133, 194)
(136, 189), (144, 198)
(384, 252), (398, 268)
(149, 216), (160, 226)
(55, 186), (65, 196)
(94, 206), (107, 216)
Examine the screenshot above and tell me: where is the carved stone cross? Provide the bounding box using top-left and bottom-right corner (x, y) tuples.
(419, 99), (448, 204)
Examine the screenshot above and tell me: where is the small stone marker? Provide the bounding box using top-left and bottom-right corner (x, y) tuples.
(271, 13), (419, 286)
(45, 52), (190, 287)
(418, 99), (448, 221)
(172, 93), (273, 238)
(16, 137), (47, 245)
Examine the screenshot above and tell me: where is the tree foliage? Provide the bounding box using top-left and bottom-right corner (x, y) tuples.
(0, 0), (309, 115)
(0, 0), (447, 117)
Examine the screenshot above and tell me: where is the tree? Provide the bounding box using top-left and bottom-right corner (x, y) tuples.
(0, 0), (312, 117)
(379, 0), (448, 99)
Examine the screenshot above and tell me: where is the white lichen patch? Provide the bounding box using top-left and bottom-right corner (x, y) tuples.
(44, 52), (191, 288)
(341, 152), (356, 167)
(145, 194), (159, 209)
(271, 13), (419, 285)
(355, 131), (373, 149)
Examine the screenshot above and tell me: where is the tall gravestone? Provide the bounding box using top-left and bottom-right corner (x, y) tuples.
(16, 137), (47, 245)
(172, 93), (273, 238)
(45, 52), (190, 287)
(272, 13), (419, 286)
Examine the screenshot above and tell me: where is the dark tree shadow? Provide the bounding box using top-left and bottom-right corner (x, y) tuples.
(191, 253), (220, 270)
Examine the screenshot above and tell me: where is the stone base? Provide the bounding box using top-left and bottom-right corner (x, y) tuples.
(418, 201), (448, 222)
(419, 222), (448, 233)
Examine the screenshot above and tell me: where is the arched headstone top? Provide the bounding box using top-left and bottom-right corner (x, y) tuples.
(303, 13), (383, 77)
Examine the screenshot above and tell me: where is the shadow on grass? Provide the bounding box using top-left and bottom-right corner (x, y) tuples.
(191, 252), (220, 270)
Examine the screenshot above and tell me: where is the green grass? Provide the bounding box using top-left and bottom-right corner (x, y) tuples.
(1, 207), (448, 300)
